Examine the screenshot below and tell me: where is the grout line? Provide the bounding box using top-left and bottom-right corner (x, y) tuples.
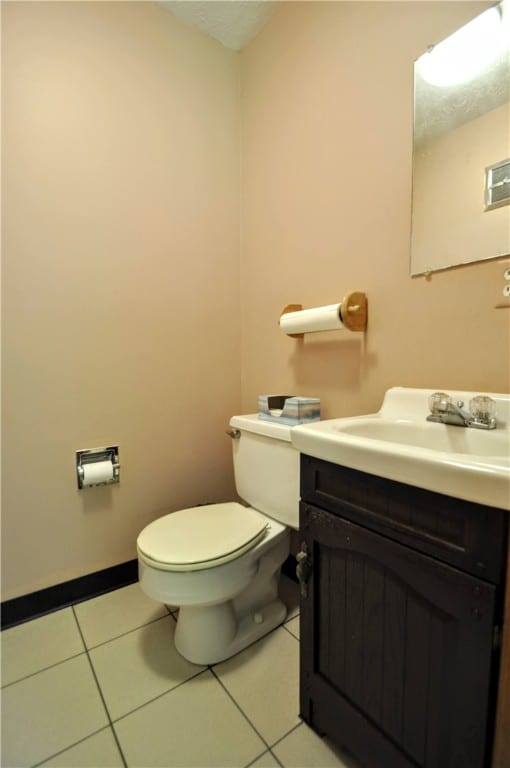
(208, 666), (273, 752)
(71, 605), (129, 768)
(111, 667), (209, 724)
(78, 612), (172, 652)
(270, 749), (286, 768)
(282, 624), (300, 642)
(5, 586), (303, 766)
(0, 649), (88, 690)
(244, 747), (285, 768)
(30, 725), (115, 768)
(268, 719), (304, 751)
(2, 612), (174, 690)
(240, 706), (307, 767)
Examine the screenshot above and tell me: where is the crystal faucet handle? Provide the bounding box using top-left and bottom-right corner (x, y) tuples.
(469, 395), (495, 421)
(428, 392), (451, 414)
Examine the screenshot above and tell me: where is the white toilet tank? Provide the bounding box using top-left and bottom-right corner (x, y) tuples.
(229, 415), (300, 529)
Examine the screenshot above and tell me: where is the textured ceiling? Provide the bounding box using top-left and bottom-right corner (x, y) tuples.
(160, 1), (508, 146)
(160, 1), (280, 51)
(415, 46), (509, 146)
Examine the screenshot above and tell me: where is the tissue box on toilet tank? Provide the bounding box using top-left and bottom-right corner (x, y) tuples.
(258, 395), (321, 425)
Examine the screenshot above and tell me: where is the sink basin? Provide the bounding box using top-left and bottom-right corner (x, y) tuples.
(334, 418), (509, 456)
(291, 387), (510, 510)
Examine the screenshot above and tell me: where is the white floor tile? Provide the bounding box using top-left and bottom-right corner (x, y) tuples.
(285, 615), (300, 640)
(39, 727), (124, 767)
(89, 615), (203, 720)
(114, 668), (265, 767)
(273, 722), (360, 768)
(248, 751), (282, 768)
(2, 578), (308, 768)
(1, 655), (108, 768)
(74, 582), (168, 648)
(214, 626), (300, 745)
(1, 608), (84, 687)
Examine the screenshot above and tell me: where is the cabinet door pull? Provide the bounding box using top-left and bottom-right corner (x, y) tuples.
(296, 542), (311, 598)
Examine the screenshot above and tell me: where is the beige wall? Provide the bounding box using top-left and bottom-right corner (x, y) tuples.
(2, 2), (241, 600)
(412, 103), (510, 273)
(240, 1), (509, 420)
(3, 1), (510, 602)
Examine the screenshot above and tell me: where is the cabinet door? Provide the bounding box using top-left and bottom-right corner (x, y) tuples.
(300, 504), (498, 768)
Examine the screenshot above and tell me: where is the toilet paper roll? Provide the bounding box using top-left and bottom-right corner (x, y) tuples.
(279, 304), (345, 335)
(81, 460), (114, 487)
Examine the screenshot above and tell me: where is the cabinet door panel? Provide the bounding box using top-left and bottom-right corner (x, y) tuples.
(300, 504), (497, 768)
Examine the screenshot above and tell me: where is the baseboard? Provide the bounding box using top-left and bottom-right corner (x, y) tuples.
(1, 559), (139, 630)
(1, 553), (298, 631)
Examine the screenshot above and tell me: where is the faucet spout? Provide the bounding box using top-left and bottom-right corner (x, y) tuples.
(443, 400), (471, 426)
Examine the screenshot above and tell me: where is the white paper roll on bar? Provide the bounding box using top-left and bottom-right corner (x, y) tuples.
(279, 304), (344, 335)
(279, 291), (367, 336)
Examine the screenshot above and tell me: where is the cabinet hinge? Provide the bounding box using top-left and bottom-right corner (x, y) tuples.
(493, 625), (502, 651)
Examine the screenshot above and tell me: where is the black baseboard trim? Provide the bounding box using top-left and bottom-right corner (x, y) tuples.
(2, 553), (298, 631)
(1, 559), (139, 630)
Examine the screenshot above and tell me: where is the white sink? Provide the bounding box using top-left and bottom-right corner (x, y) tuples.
(334, 418), (509, 456)
(291, 387), (510, 510)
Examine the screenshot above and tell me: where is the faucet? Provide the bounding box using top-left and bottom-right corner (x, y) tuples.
(427, 392), (497, 430)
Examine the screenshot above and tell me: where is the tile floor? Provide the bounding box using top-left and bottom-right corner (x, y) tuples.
(1, 576), (360, 768)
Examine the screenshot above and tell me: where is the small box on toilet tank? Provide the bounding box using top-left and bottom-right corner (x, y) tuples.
(258, 395), (321, 425)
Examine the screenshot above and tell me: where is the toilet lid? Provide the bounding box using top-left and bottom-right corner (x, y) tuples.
(137, 503), (268, 572)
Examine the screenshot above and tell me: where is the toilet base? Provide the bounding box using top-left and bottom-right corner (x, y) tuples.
(173, 536), (290, 665)
(175, 597), (287, 665)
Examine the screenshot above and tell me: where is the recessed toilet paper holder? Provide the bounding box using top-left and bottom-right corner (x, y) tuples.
(76, 445), (120, 489)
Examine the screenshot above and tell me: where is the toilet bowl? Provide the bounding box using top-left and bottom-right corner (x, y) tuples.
(137, 415), (299, 665)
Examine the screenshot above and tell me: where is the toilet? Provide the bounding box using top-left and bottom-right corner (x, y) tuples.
(137, 414), (299, 665)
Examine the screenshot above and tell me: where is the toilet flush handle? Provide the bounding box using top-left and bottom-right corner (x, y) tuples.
(225, 428), (241, 439)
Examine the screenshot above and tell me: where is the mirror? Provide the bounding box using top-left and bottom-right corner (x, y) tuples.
(410, 1), (510, 276)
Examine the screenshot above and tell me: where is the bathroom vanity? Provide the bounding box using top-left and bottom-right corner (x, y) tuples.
(298, 456), (508, 768)
(291, 388), (510, 768)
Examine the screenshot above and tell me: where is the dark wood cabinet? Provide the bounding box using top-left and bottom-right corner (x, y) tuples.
(299, 456), (508, 768)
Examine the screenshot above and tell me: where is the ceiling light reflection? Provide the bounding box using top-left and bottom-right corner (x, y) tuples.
(417, 3), (508, 88)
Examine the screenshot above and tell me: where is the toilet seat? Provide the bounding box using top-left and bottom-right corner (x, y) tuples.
(137, 503), (268, 572)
